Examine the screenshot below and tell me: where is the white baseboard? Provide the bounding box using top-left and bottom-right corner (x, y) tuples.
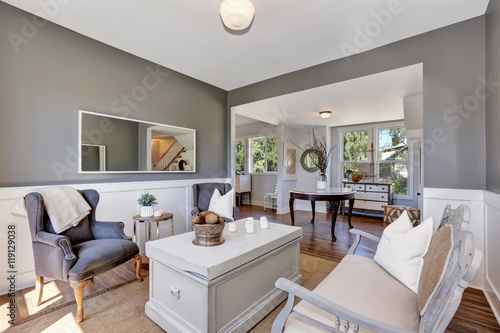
(0, 178), (230, 295)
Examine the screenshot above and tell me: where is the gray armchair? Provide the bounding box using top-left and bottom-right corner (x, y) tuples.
(25, 189), (142, 323)
(191, 183), (239, 221)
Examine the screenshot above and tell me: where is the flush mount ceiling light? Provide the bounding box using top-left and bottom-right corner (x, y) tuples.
(220, 0), (255, 31)
(319, 111), (332, 119)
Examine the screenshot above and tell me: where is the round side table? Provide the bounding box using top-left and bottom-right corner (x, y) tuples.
(133, 212), (174, 244)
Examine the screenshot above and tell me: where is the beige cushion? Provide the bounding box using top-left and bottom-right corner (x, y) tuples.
(418, 225), (454, 315)
(284, 254), (419, 333)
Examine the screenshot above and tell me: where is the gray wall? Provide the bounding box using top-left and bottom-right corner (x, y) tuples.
(0, 2), (227, 187)
(235, 121), (277, 138)
(228, 17), (486, 190)
(82, 114), (139, 171)
(486, 2), (500, 194)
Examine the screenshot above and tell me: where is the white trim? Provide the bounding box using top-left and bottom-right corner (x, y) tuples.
(483, 190), (500, 324)
(422, 188), (500, 328)
(235, 133), (278, 141)
(422, 187), (485, 289)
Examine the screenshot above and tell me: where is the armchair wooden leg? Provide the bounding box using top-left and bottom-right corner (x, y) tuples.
(36, 276), (44, 306)
(134, 255), (144, 282)
(70, 279), (92, 323)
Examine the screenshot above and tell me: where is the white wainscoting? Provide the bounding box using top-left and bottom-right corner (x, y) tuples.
(484, 190), (500, 324)
(423, 187), (500, 324)
(0, 178), (230, 295)
(423, 188), (485, 290)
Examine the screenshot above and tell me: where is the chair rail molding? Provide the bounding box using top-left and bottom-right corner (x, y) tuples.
(0, 177), (230, 295)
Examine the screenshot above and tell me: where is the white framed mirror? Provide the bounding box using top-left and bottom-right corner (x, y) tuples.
(78, 110), (196, 173)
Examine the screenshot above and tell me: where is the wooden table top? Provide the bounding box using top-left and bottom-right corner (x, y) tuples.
(133, 212), (173, 222)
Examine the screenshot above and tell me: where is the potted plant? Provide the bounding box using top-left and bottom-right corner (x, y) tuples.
(137, 192), (158, 217)
(307, 128), (336, 190)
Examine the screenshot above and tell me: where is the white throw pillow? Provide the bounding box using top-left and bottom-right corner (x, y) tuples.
(208, 188), (234, 220)
(374, 211), (434, 294)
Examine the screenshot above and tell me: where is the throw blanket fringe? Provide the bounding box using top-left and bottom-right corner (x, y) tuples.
(10, 186), (91, 234)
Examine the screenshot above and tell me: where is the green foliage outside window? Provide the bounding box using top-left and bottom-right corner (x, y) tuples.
(266, 138), (278, 172)
(343, 131), (368, 161)
(251, 137), (278, 173)
(235, 141), (245, 172)
(378, 127), (408, 195)
(252, 139), (266, 173)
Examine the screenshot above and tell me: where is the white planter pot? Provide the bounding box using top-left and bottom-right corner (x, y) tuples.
(140, 206), (154, 217)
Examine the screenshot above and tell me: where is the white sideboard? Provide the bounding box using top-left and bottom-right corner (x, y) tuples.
(343, 181), (393, 216)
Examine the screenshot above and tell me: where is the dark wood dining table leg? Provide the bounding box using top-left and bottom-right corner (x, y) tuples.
(347, 198), (355, 229)
(310, 200), (316, 223)
(330, 200), (341, 240)
(289, 197), (295, 226)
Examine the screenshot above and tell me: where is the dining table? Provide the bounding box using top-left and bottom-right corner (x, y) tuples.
(289, 187), (356, 240)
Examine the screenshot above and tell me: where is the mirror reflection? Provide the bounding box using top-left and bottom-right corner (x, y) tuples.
(78, 110), (196, 173)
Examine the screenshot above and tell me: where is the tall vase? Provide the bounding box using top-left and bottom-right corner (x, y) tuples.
(317, 172), (328, 190)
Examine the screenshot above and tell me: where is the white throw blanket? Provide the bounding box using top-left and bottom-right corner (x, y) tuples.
(11, 186), (92, 234)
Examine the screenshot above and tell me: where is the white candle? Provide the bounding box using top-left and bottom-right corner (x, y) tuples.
(260, 216), (269, 229)
(228, 222), (237, 232)
(245, 217), (254, 233)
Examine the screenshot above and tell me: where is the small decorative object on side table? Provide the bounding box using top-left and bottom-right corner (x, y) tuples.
(137, 192), (158, 217)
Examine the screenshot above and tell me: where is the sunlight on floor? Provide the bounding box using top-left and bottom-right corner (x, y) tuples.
(24, 281), (63, 315)
(41, 312), (83, 333)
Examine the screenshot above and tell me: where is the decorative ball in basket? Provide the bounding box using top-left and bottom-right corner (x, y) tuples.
(192, 211), (225, 246)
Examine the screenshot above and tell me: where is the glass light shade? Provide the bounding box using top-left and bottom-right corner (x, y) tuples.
(320, 111), (332, 119)
(220, 0), (255, 31)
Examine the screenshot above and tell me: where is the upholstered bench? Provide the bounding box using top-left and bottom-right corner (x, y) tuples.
(272, 205), (482, 333)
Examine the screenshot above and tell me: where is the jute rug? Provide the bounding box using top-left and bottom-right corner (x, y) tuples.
(4, 253), (337, 333)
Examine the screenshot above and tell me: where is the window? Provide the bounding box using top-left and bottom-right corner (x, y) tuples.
(377, 127), (409, 195)
(251, 137), (278, 173)
(341, 130), (369, 181)
(340, 124), (411, 199)
(235, 140), (245, 172)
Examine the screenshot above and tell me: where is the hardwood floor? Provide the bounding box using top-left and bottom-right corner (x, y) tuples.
(237, 204), (500, 333)
(2, 204), (498, 332)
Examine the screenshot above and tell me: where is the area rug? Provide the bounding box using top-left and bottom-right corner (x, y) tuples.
(3, 253), (337, 333)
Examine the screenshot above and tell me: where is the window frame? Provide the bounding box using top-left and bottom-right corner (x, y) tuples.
(339, 121), (412, 200)
(340, 128), (372, 183)
(375, 124), (412, 200)
(235, 139), (246, 173)
(235, 135), (278, 175)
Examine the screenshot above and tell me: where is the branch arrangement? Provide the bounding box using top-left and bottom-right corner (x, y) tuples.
(306, 127), (336, 174)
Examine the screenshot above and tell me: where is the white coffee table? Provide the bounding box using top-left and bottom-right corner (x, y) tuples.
(145, 219), (303, 333)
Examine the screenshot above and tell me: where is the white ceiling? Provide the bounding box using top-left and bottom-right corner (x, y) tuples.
(234, 64), (423, 128)
(2, 0), (489, 90)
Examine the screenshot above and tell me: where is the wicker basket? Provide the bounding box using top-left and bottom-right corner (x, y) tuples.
(192, 222), (225, 246)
